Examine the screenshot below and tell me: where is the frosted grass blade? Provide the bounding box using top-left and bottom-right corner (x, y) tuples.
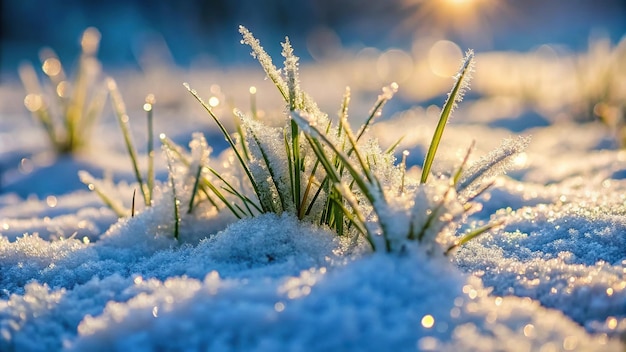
(421, 50), (475, 184)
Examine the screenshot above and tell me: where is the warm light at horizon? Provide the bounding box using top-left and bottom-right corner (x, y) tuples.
(401, 0), (510, 44)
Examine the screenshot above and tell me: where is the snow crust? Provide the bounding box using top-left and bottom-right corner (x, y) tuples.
(2, 45), (626, 350)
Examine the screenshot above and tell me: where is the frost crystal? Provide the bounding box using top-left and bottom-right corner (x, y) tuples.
(457, 136), (530, 199)
(239, 26), (288, 100)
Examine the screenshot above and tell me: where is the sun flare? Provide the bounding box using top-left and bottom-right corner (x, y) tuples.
(400, 0), (510, 42)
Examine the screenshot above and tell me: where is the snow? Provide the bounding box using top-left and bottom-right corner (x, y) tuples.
(1, 28), (626, 351)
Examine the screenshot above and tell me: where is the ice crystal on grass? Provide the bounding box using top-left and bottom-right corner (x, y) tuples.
(457, 136), (531, 200)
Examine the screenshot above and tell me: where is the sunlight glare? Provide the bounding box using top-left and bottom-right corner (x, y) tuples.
(401, 0), (509, 43)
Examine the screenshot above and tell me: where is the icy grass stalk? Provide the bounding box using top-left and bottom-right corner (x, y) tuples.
(82, 84), (158, 217)
(78, 171), (128, 217)
(19, 27), (107, 154)
(183, 83), (267, 213)
(165, 149), (181, 240)
(239, 25), (288, 101)
(107, 78), (150, 206)
(145, 94), (156, 203)
(421, 50), (475, 184)
(160, 134), (247, 219)
(457, 136), (530, 199)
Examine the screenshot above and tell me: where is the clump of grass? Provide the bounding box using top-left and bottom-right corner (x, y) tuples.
(182, 26), (401, 237)
(288, 41), (525, 256)
(81, 26), (527, 249)
(178, 26), (528, 254)
(19, 27), (107, 154)
(571, 35), (626, 144)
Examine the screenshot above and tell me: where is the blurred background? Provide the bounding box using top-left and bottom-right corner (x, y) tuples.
(1, 0), (625, 79)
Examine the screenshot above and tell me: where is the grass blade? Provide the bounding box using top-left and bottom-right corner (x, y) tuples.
(188, 164), (203, 214)
(421, 50), (475, 184)
(107, 77), (149, 206)
(184, 83), (268, 213)
(145, 94), (156, 205)
(166, 155), (180, 240)
(78, 171), (127, 218)
(444, 220), (505, 256)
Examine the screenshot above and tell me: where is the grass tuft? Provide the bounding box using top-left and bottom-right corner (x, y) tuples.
(19, 27), (107, 154)
(178, 27), (527, 254)
(81, 26), (527, 250)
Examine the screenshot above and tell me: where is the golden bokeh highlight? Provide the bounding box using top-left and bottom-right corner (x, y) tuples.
(24, 94), (43, 112)
(421, 314), (435, 328)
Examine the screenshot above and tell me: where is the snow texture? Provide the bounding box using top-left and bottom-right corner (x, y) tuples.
(1, 29), (626, 351)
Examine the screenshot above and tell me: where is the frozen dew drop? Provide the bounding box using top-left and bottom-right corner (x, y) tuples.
(87, 183), (95, 191)
(494, 296), (502, 306)
(1, 223), (9, 230)
(606, 287), (614, 296)
(82, 236), (90, 244)
(24, 94), (43, 112)
(607, 317), (617, 330)
(152, 306), (159, 318)
(81, 27), (101, 55)
(562, 336), (578, 351)
(274, 302), (285, 312)
(46, 195), (58, 208)
(19, 158), (34, 174)
(56, 81), (70, 98)
(468, 289), (478, 299)
(42, 57), (62, 76)
(208, 96), (220, 107)
(421, 314), (435, 328)
(143, 94), (155, 112)
(523, 324), (535, 338)
(249, 86), (257, 94)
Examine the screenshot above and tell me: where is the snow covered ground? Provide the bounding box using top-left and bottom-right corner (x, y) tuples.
(1, 30), (625, 351)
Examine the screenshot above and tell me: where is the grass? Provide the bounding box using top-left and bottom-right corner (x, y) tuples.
(19, 27), (107, 154)
(178, 26), (528, 253)
(80, 79), (158, 218)
(77, 26), (527, 252)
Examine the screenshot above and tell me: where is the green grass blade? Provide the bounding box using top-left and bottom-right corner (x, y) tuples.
(78, 171), (128, 218)
(166, 156), (181, 240)
(453, 141), (475, 186)
(188, 164), (203, 214)
(107, 78), (149, 206)
(384, 136), (405, 155)
(290, 118), (302, 213)
(184, 83), (268, 212)
(444, 220), (504, 256)
(421, 50), (475, 184)
(293, 112), (377, 206)
(206, 166), (262, 215)
(145, 94), (156, 205)
(356, 83), (398, 142)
